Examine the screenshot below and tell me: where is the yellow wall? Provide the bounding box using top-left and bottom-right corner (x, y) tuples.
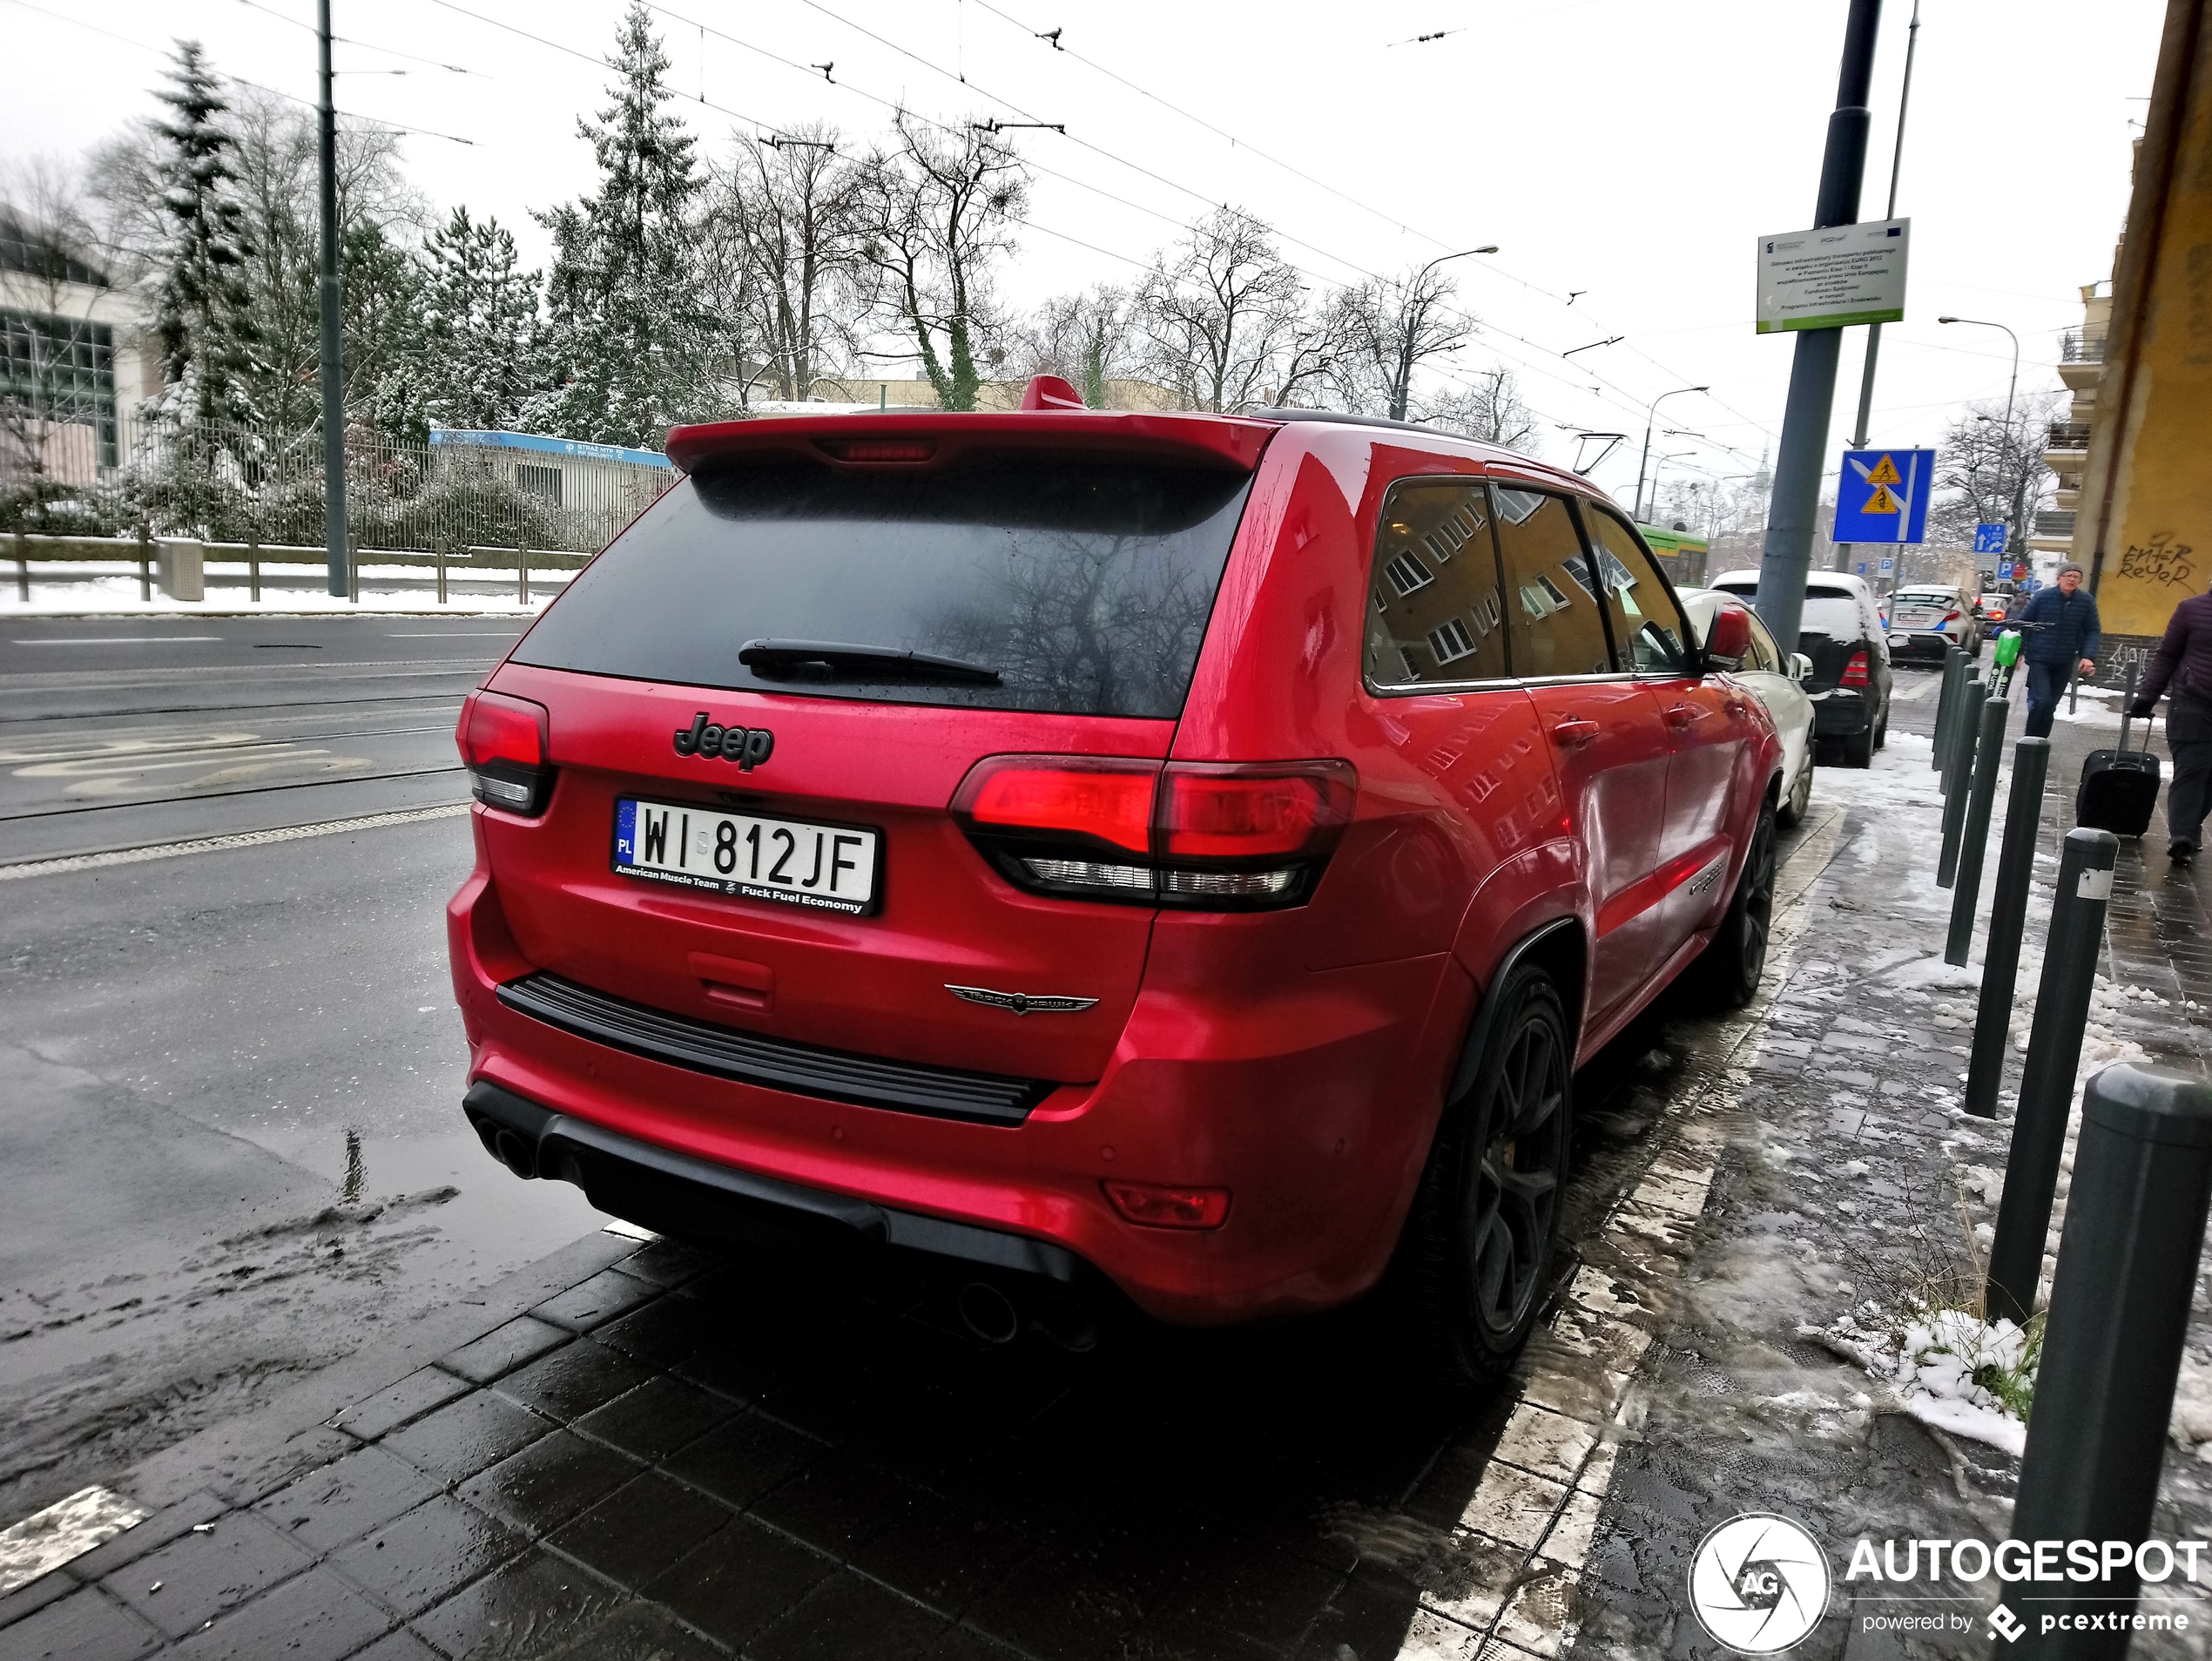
(2087, 2), (2212, 638)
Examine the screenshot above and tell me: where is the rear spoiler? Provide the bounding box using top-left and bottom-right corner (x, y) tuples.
(664, 410), (1278, 476)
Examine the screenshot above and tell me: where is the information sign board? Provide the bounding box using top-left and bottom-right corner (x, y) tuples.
(1757, 219), (1910, 334)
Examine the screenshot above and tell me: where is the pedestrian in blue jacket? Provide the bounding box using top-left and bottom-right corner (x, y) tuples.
(2129, 587), (2212, 861)
(2018, 564), (2101, 738)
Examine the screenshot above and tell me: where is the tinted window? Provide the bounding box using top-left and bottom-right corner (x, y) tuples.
(1580, 504), (1689, 675)
(512, 459), (1253, 719)
(1494, 487), (1612, 679)
(1364, 480), (1509, 687)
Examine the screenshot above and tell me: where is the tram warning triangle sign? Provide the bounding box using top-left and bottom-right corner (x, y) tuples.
(1864, 454), (1903, 485)
(1862, 483), (1902, 514)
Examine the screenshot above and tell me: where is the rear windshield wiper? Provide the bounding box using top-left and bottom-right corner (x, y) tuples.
(738, 638), (1002, 685)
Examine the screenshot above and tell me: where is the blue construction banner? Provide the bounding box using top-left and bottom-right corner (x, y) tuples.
(1834, 449), (1936, 544)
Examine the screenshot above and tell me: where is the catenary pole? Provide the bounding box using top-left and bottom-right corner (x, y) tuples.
(317, 0), (348, 598)
(1835, 0), (1919, 576)
(1753, 0), (1884, 650)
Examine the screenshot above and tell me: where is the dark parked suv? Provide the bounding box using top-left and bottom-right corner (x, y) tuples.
(1711, 570), (1892, 766)
(449, 383), (1784, 1381)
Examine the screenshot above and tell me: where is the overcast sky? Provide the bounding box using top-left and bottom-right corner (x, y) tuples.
(1, 0), (2166, 514)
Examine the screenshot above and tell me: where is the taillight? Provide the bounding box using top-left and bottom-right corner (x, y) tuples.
(456, 690), (553, 814)
(1943, 608), (1963, 623)
(949, 755), (1357, 909)
(1103, 1180), (1231, 1229)
(1840, 651), (1871, 688)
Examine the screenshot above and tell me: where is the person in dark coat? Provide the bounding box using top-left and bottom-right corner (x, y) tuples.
(2018, 564), (2101, 738)
(2129, 586), (2212, 862)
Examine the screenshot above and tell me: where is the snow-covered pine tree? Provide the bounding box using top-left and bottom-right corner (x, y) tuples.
(150, 43), (257, 427)
(529, 4), (709, 448)
(415, 206), (541, 432)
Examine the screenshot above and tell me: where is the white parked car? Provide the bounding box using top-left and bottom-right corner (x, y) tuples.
(1681, 588), (1817, 827)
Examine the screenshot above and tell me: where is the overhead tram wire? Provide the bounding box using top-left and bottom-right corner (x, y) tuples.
(1, 0), (478, 145)
(231, 0), (491, 78)
(960, 0), (1775, 445)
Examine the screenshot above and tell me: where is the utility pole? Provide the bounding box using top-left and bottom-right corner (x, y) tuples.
(1753, 0), (1883, 651)
(318, 0), (348, 598)
(1835, 0), (1920, 577)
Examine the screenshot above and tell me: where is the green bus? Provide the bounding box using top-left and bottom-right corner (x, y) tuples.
(1636, 523), (1710, 586)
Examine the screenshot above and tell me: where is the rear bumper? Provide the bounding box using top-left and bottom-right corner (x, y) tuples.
(448, 861), (1457, 1326)
(1811, 689), (1873, 736)
(1887, 631), (1965, 661)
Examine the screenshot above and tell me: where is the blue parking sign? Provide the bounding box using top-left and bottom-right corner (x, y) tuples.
(1974, 522), (2007, 555)
(1834, 449), (1936, 544)
(1998, 559), (2014, 580)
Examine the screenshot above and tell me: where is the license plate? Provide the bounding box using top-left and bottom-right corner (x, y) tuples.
(614, 799), (881, 915)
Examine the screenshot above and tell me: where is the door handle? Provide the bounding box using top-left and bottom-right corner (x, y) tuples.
(1723, 697), (1750, 718)
(1552, 719), (1600, 749)
(1664, 704), (1696, 729)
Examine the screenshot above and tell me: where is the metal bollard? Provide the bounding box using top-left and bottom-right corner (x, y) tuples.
(1985, 827), (2120, 1326)
(1937, 678), (1986, 887)
(2002, 1064), (2212, 1656)
(137, 520), (152, 603)
(247, 530), (260, 604)
(517, 540), (529, 606)
(1965, 737), (2052, 1117)
(436, 540), (448, 605)
(1944, 695), (2009, 964)
(1933, 644), (1965, 778)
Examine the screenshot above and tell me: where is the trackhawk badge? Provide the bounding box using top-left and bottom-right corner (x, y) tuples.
(944, 984), (1100, 1016)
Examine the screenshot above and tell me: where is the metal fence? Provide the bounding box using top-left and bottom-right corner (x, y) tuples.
(0, 408), (677, 555)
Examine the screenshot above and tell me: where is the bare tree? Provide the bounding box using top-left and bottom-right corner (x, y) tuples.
(707, 127), (868, 404)
(1420, 366), (1540, 453)
(1135, 207), (1314, 413)
(1930, 391), (2061, 555)
(860, 117), (1028, 412)
(1015, 285), (1134, 407)
(1334, 264), (1474, 421)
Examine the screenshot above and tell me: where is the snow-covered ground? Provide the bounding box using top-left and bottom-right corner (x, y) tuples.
(0, 568), (566, 616)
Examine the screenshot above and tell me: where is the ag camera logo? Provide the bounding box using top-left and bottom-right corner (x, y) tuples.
(1689, 1514), (1831, 1652)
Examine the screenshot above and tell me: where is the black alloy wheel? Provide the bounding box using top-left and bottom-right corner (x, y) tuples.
(1693, 800), (1776, 1009)
(1401, 964), (1574, 1386)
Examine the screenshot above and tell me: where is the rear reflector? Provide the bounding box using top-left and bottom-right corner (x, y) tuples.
(1103, 1181), (1231, 1229)
(457, 690), (553, 814)
(1840, 650), (1871, 688)
(952, 755), (1358, 910)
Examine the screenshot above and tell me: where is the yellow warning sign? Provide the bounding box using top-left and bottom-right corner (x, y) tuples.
(1863, 483), (1903, 515)
(1864, 454), (1902, 485)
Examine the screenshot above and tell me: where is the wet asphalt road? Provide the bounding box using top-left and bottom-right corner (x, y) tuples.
(0, 617), (605, 1524)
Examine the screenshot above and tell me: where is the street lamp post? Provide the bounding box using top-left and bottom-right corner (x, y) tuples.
(1939, 315), (2021, 569)
(1633, 387), (1708, 523)
(1387, 245), (1500, 421)
(1646, 450), (1697, 522)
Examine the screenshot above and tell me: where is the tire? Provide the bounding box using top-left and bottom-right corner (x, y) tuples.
(1842, 719), (1874, 768)
(1874, 711), (1889, 751)
(1778, 753), (1813, 827)
(1400, 963), (1574, 1389)
(1688, 800), (1776, 1010)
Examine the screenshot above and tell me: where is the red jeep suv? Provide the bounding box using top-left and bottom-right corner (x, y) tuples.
(448, 389), (1782, 1381)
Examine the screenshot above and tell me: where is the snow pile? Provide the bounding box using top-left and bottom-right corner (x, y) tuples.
(1803, 1305), (2033, 1456)
(2172, 1356), (2212, 1461)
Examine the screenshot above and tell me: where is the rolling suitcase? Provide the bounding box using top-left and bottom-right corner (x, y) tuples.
(2076, 665), (2161, 836)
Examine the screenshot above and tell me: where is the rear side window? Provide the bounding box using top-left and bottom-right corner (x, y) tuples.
(1364, 480), (1509, 688)
(1801, 588), (1865, 640)
(1494, 487), (1611, 679)
(511, 459), (1254, 719)
(1578, 505), (1689, 676)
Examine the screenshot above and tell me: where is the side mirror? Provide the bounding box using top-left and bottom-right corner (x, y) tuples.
(1789, 652), (1813, 683)
(1703, 603), (1752, 672)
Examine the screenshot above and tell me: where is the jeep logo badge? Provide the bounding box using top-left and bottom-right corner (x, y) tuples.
(673, 712), (774, 771)
(945, 984), (1099, 1016)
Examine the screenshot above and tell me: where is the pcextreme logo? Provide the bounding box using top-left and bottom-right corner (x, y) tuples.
(1688, 1514), (1831, 1653)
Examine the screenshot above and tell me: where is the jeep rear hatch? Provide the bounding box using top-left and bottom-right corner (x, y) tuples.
(479, 416), (1273, 1093)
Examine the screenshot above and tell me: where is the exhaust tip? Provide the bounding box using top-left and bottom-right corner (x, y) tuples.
(955, 1280), (1021, 1346)
(491, 1128), (538, 1181)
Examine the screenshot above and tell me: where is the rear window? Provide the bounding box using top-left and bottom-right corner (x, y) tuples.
(511, 459), (1254, 719)
(1893, 590), (1953, 604)
(1712, 578), (1865, 640)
